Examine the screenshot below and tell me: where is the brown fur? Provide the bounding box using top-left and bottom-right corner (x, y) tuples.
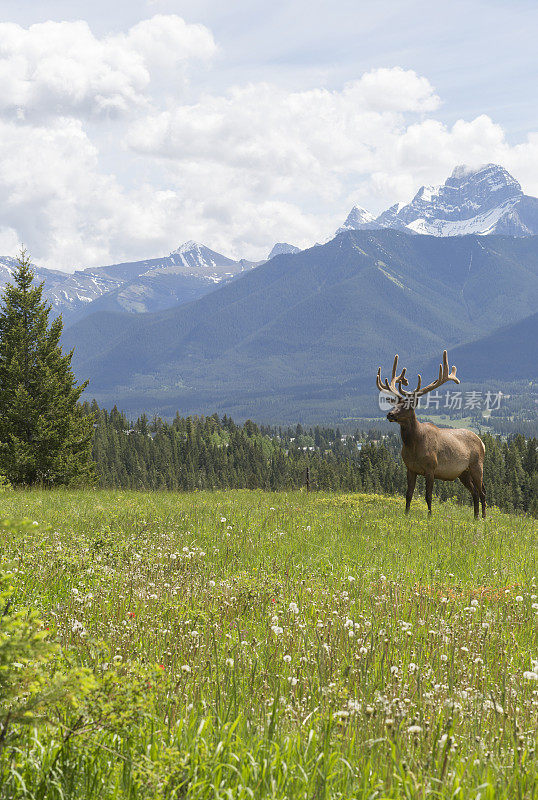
(379, 351), (486, 518)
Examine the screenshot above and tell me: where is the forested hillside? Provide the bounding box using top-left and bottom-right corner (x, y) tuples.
(88, 403), (538, 516)
(65, 231), (538, 419)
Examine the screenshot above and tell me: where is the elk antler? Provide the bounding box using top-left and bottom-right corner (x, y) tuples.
(376, 354), (409, 400)
(377, 350), (460, 404)
(394, 349), (460, 402)
(413, 350), (460, 398)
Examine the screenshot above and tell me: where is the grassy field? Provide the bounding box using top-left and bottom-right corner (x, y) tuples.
(1, 489), (538, 798)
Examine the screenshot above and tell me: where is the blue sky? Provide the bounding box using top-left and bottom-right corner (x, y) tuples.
(0, 0), (536, 269)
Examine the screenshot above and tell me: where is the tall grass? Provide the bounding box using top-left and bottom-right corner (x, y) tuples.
(1, 489), (537, 798)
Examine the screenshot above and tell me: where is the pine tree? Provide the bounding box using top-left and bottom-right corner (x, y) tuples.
(0, 249), (95, 486)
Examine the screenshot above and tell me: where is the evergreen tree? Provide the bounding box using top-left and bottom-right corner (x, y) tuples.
(0, 249), (95, 486)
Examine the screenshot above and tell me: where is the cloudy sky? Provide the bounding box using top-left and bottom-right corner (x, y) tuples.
(0, 0), (537, 270)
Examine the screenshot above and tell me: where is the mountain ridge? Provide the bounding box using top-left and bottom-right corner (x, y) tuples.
(0, 241), (257, 322)
(62, 229), (538, 418)
(338, 164), (538, 238)
(2, 163), (537, 324)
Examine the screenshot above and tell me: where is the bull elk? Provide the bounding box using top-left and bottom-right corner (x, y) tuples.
(377, 350), (486, 518)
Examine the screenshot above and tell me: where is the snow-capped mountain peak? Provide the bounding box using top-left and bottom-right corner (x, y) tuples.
(336, 205), (377, 234)
(167, 241), (237, 276)
(267, 242), (301, 259)
(451, 164), (477, 179)
(170, 240), (205, 255)
(350, 205), (375, 223)
(337, 164), (537, 238)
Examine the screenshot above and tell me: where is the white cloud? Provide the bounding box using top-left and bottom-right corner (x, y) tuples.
(345, 67), (440, 113)
(127, 68), (440, 185)
(1, 17), (538, 271)
(0, 113), (320, 267)
(0, 16), (216, 120)
(124, 15), (217, 70)
(124, 68), (538, 255)
(0, 227), (21, 255)
(0, 117), (190, 269)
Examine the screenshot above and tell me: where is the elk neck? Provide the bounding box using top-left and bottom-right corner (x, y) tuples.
(398, 409), (421, 447)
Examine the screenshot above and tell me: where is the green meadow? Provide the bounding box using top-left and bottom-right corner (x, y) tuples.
(1, 489), (538, 798)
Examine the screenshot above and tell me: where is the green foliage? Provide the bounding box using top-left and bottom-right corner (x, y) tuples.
(0, 554), (95, 754)
(0, 569), (54, 736)
(0, 249), (95, 486)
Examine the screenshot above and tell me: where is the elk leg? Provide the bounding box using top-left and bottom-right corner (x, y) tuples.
(405, 469), (417, 513)
(425, 474), (434, 515)
(469, 463), (487, 519)
(459, 470), (479, 519)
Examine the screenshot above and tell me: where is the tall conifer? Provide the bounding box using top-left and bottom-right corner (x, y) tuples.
(0, 249), (95, 486)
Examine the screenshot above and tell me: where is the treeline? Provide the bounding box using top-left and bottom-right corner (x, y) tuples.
(87, 403), (538, 516)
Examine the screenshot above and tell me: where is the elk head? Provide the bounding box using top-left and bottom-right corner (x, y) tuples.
(377, 350), (460, 423)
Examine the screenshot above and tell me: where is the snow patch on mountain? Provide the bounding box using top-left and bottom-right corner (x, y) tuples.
(168, 241), (237, 275)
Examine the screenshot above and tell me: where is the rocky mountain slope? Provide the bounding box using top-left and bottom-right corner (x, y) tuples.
(267, 243), (301, 258)
(0, 240), (301, 323)
(0, 242), (256, 322)
(63, 229), (538, 418)
(338, 164), (538, 237)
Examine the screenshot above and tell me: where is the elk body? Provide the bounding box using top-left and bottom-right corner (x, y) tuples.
(377, 351), (486, 518)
